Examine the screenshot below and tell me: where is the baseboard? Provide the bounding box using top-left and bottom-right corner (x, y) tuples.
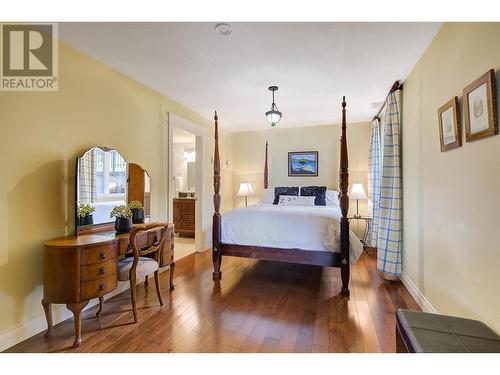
(399, 272), (437, 313)
(0, 267), (170, 352)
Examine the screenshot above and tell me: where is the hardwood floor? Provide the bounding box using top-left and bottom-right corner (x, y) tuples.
(5, 249), (420, 353)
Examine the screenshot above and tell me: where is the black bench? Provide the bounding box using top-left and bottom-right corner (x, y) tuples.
(396, 309), (500, 353)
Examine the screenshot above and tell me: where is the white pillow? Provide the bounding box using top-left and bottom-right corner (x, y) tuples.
(277, 195), (316, 206)
(326, 190), (340, 206)
(259, 188), (275, 204)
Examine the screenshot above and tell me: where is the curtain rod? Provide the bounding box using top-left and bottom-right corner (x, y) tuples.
(372, 80), (403, 122)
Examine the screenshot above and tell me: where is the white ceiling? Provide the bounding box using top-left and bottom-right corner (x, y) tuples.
(60, 22), (442, 131)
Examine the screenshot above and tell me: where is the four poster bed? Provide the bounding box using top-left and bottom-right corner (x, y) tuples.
(212, 97), (354, 294)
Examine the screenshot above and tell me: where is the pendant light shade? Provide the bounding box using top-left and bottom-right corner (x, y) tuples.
(265, 86), (282, 126)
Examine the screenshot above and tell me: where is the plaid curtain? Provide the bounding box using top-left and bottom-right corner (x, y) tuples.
(377, 90), (402, 275)
(78, 149), (97, 203)
(366, 118), (381, 248)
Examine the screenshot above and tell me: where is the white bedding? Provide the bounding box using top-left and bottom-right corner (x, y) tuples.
(219, 203), (363, 263)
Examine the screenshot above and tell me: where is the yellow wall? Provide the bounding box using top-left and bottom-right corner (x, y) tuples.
(0, 40), (232, 346)
(231, 122), (371, 215)
(402, 23), (500, 332)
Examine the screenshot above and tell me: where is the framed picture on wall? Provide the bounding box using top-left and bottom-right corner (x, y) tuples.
(288, 151), (318, 176)
(437, 96), (461, 152)
(463, 69), (498, 142)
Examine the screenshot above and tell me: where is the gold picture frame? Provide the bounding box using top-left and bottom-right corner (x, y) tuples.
(438, 97), (461, 152)
(463, 69), (498, 142)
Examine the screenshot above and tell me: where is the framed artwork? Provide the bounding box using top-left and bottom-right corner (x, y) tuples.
(463, 69), (498, 142)
(288, 151), (318, 177)
(437, 97), (461, 152)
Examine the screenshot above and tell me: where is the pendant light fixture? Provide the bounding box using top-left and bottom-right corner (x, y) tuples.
(265, 85), (282, 127)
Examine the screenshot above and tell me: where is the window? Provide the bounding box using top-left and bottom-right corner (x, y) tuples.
(96, 150), (104, 173)
(110, 150), (126, 172)
(94, 149), (127, 198)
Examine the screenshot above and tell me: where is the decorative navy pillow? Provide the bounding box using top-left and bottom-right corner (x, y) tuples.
(273, 186), (299, 205)
(300, 186), (327, 206)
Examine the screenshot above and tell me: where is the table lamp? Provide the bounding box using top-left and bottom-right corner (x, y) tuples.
(350, 183), (368, 218)
(237, 182), (254, 207)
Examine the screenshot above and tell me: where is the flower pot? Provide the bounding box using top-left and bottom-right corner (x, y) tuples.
(131, 208), (145, 224)
(83, 214), (93, 226)
(115, 217), (133, 233)
(78, 214), (94, 226)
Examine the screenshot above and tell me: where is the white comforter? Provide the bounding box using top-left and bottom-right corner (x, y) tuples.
(219, 203), (363, 263)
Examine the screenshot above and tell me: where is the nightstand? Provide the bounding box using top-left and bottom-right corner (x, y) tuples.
(348, 215), (372, 253)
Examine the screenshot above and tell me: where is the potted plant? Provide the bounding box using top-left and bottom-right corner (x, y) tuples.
(110, 205), (133, 233)
(77, 203), (95, 226)
(128, 201), (145, 224)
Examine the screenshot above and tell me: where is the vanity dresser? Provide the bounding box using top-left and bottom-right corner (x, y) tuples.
(172, 197), (195, 237)
(42, 147), (175, 348)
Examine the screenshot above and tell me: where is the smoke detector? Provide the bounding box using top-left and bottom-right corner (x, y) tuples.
(215, 23), (231, 36)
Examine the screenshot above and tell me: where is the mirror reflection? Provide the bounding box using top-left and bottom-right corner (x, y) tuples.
(76, 147), (127, 227)
(144, 170), (151, 219)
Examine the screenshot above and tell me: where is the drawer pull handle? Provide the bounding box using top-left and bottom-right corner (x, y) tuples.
(99, 282), (105, 290)
(99, 251), (106, 260)
(99, 267), (105, 275)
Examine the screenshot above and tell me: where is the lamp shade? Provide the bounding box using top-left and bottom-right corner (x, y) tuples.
(350, 183), (368, 200)
(237, 182), (254, 197)
(265, 105), (282, 126)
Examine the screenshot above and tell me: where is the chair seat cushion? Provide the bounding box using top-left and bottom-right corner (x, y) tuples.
(117, 256), (159, 281)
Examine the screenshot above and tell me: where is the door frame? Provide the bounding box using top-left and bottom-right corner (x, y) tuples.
(168, 113), (206, 252)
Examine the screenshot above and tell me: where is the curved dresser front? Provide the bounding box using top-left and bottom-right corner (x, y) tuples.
(42, 223), (174, 348)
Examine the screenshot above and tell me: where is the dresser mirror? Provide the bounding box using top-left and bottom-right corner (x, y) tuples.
(127, 163), (151, 220)
(75, 146), (153, 235)
(144, 170), (151, 219)
(76, 147), (128, 233)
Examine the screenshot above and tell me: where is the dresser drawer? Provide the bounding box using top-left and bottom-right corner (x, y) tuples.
(180, 201), (195, 211)
(81, 244), (117, 265)
(80, 275), (117, 300)
(180, 221), (194, 230)
(159, 230), (175, 267)
(80, 260), (117, 281)
(179, 218), (195, 227)
(180, 212), (195, 221)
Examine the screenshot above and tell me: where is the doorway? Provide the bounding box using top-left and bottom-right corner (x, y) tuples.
(168, 113), (206, 260)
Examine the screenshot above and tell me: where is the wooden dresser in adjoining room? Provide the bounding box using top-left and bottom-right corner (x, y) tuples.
(173, 198), (195, 237)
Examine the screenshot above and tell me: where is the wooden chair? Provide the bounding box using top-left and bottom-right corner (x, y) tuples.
(116, 223), (169, 323)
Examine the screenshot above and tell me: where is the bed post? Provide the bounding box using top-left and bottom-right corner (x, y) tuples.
(264, 140), (269, 189)
(339, 96), (350, 295)
(212, 111), (222, 280)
